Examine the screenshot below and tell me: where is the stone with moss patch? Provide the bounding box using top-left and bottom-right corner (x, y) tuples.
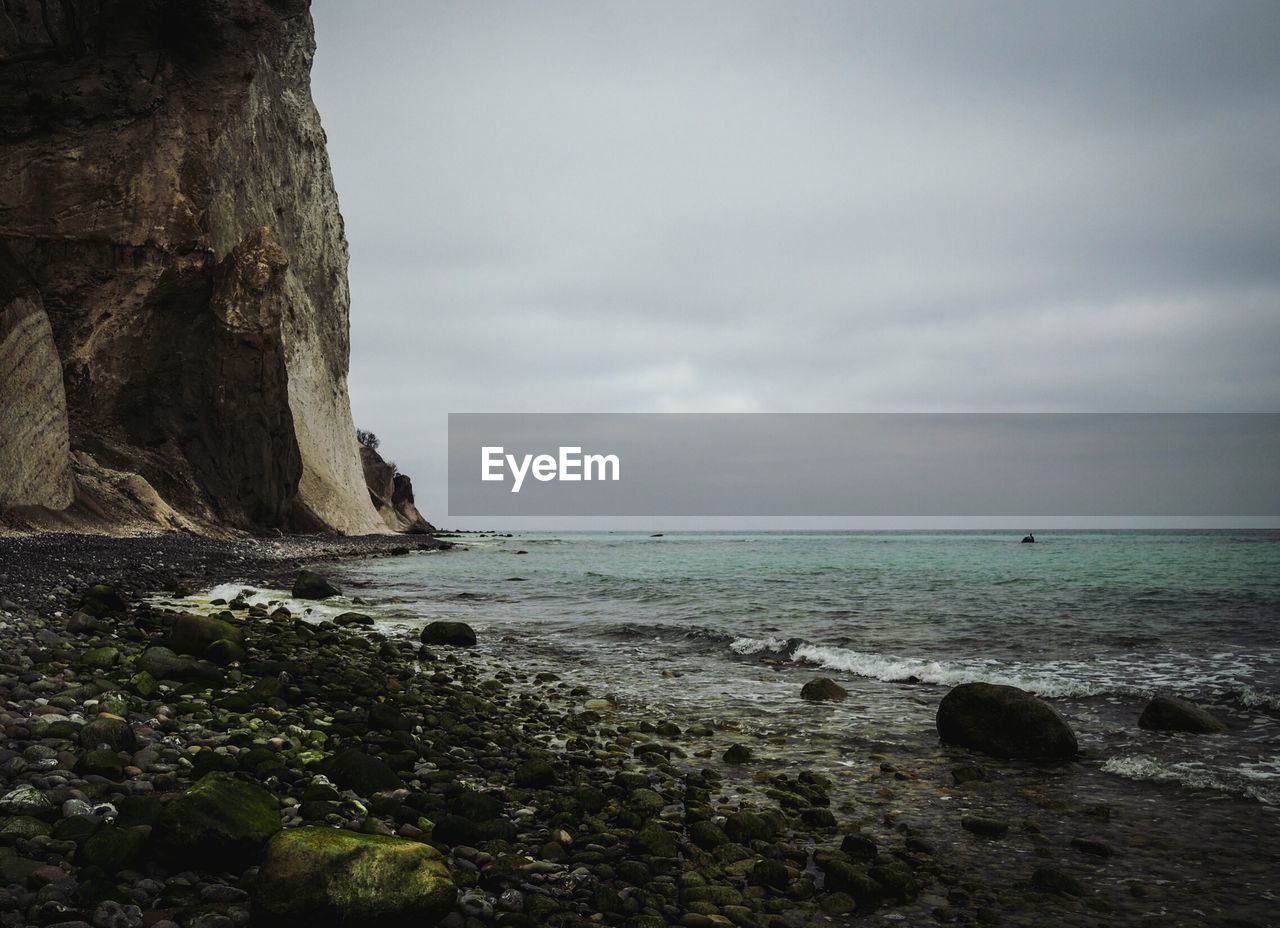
(154, 771), (280, 866)
(255, 826), (456, 927)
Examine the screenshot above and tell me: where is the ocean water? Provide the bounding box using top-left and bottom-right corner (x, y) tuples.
(312, 530), (1280, 808)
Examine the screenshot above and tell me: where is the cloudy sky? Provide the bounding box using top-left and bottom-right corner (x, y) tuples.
(309, 1), (1280, 526)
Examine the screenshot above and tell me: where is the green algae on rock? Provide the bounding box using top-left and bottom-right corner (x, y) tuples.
(255, 826), (456, 927)
(154, 771), (281, 867)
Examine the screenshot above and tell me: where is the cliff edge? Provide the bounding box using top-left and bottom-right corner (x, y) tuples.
(0, 0), (389, 535)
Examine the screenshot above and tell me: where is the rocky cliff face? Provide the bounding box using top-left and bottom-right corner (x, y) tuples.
(360, 446), (436, 535)
(0, 0), (387, 534)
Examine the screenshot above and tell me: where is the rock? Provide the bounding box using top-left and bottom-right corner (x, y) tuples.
(722, 743), (753, 764)
(840, 834), (877, 861)
(1032, 866), (1085, 896)
(723, 811), (776, 844)
(936, 682), (1078, 760)
(0, 1), (392, 535)
(154, 772), (281, 867)
(1138, 695), (1228, 733)
(631, 821), (680, 858)
(801, 677), (848, 701)
(361, 445), (436, 534)
(514, 757), (556, 788)
(333, 612), (375, 627)
(320, 748), (403, 795)
(78, 585), (128, 617)
(81, 646), (120, 668)
(960, 815), (1009, 838)
(420, 621), (477, 647)
(169, 613), (243, 659)
(293, 570), (342, 600)
(136, 647), (224, 685)
(79, 825), (146, 873)
(0, 784), (52, 816)
(79, 716), (138, 753)
(205, 638), (247, 665)
(255, 826), (455, 927)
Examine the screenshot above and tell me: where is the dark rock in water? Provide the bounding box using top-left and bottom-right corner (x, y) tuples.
(420, 620), (477, 647)
(334, 611), (375, 627)
(137, 646), (224, 685)
(936, 682), (1078, 760)
(320, 747), (404, 795)
(722, 743), (753, 764)
(951, 764), (989, 785)
(1032, 866), (1085, 896)
(801, 677), (848, 701)
(1138, 695), (1227, 733)
(78, 716), (137, 753)
(155, 772), (280, 867)
(840, 833), (878, 861)
(961, 815), (1009, 838)
(821, 859), (882, 908)
(724, 810), (777, 844)
(688, 820), (729, 849)
(292, 570), (341, 600)
(1071, 836), (1116, 857)
(170, 613), (243, 659)
(256, 826), (455, 927)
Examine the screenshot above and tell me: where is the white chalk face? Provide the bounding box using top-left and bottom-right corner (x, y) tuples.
(309, 0), (1280, 526)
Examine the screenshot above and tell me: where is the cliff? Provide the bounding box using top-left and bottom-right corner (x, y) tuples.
(360, 445), (436, 535)
(0, 0), (390, 535)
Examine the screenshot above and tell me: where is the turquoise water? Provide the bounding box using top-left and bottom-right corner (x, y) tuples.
(326, 530), (1280, 803)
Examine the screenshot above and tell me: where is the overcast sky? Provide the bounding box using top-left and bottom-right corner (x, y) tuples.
(309, 1), (1280, 528)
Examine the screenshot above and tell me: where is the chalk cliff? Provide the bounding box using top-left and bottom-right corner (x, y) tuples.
(0, 0), (391, 534)
(360, 445), (436, 535)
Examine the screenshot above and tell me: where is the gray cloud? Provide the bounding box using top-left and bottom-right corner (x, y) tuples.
(309, 0), (1280, 526)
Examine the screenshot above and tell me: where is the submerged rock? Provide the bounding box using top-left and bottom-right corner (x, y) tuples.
(420, 620), (477, 647)
(293, 570), (342, 600)
(1138, 695), (1227, 733)
(255, 826), (456, 927)
(154, 772), (281, 867)
(801, 677), (848, 701)
(936, 682), (1078, 761)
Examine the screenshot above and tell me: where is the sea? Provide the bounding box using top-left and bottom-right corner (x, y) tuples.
(199, 529), (1280, 922)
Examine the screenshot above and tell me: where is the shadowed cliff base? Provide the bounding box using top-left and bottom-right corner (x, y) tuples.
(0, 0), (412, 536)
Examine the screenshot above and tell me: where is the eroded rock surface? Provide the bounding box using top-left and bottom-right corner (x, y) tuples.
(0, 0), (387, 534)
(361, 445), (436, 534)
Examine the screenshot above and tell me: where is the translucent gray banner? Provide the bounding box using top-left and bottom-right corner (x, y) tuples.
(447, 414), (1280, 517)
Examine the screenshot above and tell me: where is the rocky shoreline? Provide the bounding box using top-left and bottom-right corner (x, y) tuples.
(0, 537), (1272, 928)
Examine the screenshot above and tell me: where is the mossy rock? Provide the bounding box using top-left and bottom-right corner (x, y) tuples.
(319, 748), (404, 795)
(81, 646), (121, 669)
(137, 646), (224, 685)
(170, 613), (243, 659)
(77, 747), (125, 778)
(79, 824), (147, 873)
(79, 715), (137, 753)
(255, 826), (456, 927)
(723, 811), (776, 844)
(631, 821), (680, 858)
(154, 771), (280, 867)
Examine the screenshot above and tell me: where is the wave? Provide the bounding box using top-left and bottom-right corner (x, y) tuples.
(1101, 754), (1279, 805)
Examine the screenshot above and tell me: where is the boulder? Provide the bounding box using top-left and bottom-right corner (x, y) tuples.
(936, 682), (1078, 761)
(1138, 695), (1227, 733)
(333, 612), (375, 627)
(255, 827), (455, 927)
(154, 772), (280, 867)
(801, 677), (848, 701)
(319, 747), (403, 795)
(136, 647), (225, 686)
(78, 715), (137, 753)
(420, 621), (477, 647)
(169, 613), (243, 659)
(293, 570), (341, 600)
